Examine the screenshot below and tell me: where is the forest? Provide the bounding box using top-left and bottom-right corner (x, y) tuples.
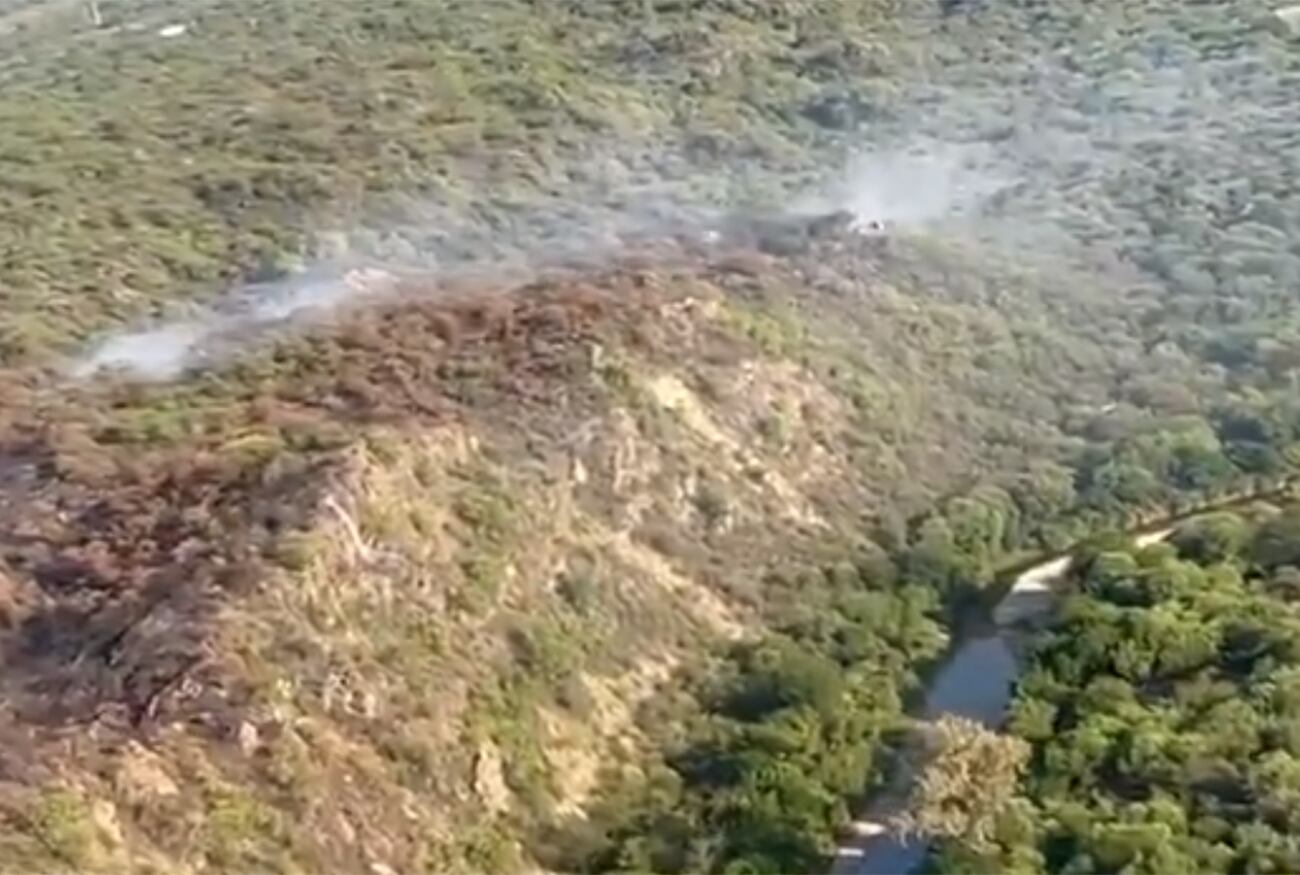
(0, 1), (1298, 873)
(928, 506), (1300, 874)
(547, 420), (1300, 874)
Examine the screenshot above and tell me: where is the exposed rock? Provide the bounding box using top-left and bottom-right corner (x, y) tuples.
(0, 565), (34, 628)
(1271, 6), (1300, 37)
(473, 743), (511, 814)
(235, 720), (261, 757)
(112, 742), (180, 804)
(89, 799), (126, 850)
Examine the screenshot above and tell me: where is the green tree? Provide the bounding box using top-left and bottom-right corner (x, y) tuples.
(718, 639), (844, 723)
(1250, 508), (1300, 570)
(1171, 512), (1250, 563)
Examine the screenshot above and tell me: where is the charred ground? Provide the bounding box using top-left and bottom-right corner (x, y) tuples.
(0, 217), (1132, 870)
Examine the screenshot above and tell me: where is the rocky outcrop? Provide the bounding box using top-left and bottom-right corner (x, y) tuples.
(1272, 6), (1300, 37)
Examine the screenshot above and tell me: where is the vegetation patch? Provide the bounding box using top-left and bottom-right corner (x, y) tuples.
(931, 505), (1300, 873)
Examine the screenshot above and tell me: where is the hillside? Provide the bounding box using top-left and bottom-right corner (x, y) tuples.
(0, 225), (1132, 872)
(0, 1), (1299, 873)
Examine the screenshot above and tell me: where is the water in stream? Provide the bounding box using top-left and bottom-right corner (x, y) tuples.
(839, 501), (1266, 874)
(847, 631), (1021, 875)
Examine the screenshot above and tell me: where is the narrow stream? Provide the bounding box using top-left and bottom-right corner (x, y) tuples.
(836, 622), (1026, 874)
(835, 486), (1294, 875)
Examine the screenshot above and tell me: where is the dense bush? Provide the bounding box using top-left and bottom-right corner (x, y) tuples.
(556, 567), (946, 874)
(936, 507), (1300, 874)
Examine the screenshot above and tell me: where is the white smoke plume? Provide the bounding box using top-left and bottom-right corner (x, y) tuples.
(70, 266), (398, 380)
(67, 144), (1014, 383)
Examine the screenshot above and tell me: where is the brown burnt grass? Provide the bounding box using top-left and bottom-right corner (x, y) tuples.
(0, 264), (661, 760)
(270, 273), (620, 422)
(0, 226), (898, 865)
